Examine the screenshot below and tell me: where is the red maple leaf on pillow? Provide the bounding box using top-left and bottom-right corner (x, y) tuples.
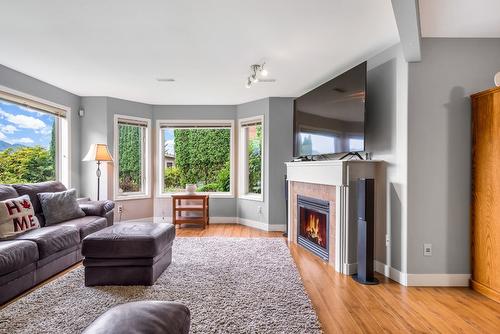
(20, 200), (31, 209)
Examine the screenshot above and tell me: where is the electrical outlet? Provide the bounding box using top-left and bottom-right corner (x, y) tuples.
(117, 205), (124, 213)
(385, 234), (390, 247)
(257, 206), (262, 214)
(423, 243), (432, 256)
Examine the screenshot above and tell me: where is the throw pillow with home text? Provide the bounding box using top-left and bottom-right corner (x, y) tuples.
(0, 195), (40, 238)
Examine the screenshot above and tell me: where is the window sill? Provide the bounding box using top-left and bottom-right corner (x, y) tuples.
(238, 194), (264, 202)
(115, 194), (151, 201)
(157, 192), (234, 199)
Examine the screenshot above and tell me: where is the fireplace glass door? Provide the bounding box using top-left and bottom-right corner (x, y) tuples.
(297, 195), (329, 260)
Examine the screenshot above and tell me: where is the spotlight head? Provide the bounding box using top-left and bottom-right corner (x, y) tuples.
(261, 68), (268, 77)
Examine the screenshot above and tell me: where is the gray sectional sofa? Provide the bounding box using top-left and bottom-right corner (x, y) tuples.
(0, 181), (114, 305)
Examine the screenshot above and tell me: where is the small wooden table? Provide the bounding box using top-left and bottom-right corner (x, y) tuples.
(172, 194), (209, 229)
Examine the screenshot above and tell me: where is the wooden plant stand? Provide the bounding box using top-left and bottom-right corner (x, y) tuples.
(172, 194), (209, 229)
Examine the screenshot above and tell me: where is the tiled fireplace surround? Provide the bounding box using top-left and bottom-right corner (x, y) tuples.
(290, 181), (337, 268)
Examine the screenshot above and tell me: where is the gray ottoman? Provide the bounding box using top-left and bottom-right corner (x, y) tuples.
(83, 301), (190, 334)
(82, 222), (175, 286)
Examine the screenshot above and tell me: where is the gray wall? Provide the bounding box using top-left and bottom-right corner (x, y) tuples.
(106, 98), (154, 220)
(366, 44), (409, 271)
(235, 97), (294, 228)
(80, 97), (108, 200)
(78, 98), (293, 223)
(80, 97), (155, 220)
(407, 38), (500, 274)
(236, 98), (269, 223)
(152, 105), (238, 218)
(106, 97), (153, 150)
(268, 97), (294, 228)
(0, 64), (82, 191)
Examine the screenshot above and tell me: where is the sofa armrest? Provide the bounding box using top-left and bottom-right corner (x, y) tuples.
(79, 200), (115, 217)
(77, 197), (91, 204)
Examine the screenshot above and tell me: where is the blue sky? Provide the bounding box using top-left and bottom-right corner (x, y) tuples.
(164, 128), (175, 155)
(0, 99), (54, 149)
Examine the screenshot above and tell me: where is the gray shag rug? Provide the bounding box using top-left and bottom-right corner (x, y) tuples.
(0, 237), (321, 333)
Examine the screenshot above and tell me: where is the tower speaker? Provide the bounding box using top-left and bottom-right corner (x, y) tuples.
(352, 178), (379, 285)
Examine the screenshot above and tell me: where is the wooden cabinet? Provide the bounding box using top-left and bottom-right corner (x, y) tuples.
(471, 87), (500, 303)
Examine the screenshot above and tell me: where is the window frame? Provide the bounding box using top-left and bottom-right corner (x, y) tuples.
(0, 85), (71, 187)
(238, 115), (264, 202)
(156, 119), (235, 199)
(113, 114), (152, 201)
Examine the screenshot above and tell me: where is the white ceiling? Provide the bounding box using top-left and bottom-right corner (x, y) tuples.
(420, 0), (500, 37)
(0, 1), (398, 105)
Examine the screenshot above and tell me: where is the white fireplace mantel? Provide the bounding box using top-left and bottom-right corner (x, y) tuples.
(286, 159), (382, 274)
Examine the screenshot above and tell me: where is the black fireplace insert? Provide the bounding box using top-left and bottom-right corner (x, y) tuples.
(297, 195), (329, 261)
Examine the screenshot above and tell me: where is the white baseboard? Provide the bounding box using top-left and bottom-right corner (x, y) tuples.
(237, 218), (286, 232)
(120, 216), (157, 223)
(390, 267), (407, 286)
(374, 260), (391, 277)
(373, 260), (407, 285)
(346, 261), (401, 283)
(267, 224), (286, 232)
(237, 218), (267, 231)
(343, 263), (358, 275)
(371, 261), (403, 285)
(209, 217), (238, 224)
(406, 274), (470, 287)
(125, 216), (283, 232)
(372, 260), (469, 287)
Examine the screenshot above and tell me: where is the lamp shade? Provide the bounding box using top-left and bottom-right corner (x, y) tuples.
(83, 144), (113, 162)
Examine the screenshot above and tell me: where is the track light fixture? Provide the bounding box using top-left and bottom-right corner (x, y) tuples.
(245, 63), (268, 88)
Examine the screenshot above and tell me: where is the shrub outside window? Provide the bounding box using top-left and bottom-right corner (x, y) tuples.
(114, 115), (151, 199)
(0, 89), (69, 186)
(157, 120), (234, 197)
(238, 116), (264, 201)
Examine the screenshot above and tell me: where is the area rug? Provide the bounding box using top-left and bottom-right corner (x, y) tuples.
(0, 238), (321, 333)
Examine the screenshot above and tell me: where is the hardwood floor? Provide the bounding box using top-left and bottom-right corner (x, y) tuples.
(3, 224), (500, 333)
(179, 224), (500, 333)
(176, 222), (283, 238)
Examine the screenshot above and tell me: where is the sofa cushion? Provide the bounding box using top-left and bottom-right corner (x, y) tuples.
(0, 195), (40, 239)
(12, 181), (67, 216)
(55, 216), (107, 240)
(38, 189), (85, 226)
(82, 223), (175, 259)
(14, 226), (79, 259)
(82, 301), (190, 334)
(0, 240), (39, 276)
(0, 185), (19, 201)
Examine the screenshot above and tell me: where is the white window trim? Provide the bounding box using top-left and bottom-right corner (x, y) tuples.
(0, 85), (71, 188)
(156, 119), (235, 199)
(238, 115), (264, 202)
(113, 114), (152, 201)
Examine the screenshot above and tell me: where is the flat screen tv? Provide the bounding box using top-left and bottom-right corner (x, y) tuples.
(293, 61), (366, 158)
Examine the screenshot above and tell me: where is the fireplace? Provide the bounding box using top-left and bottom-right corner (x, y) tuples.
(297, 195), (329, 261)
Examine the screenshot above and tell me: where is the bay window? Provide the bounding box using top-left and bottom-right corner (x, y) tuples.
(157, 120), (234, 196)
(238, 116), (264, 201)
(0, 88), (69, 186)
(114, 115), (151, 199)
